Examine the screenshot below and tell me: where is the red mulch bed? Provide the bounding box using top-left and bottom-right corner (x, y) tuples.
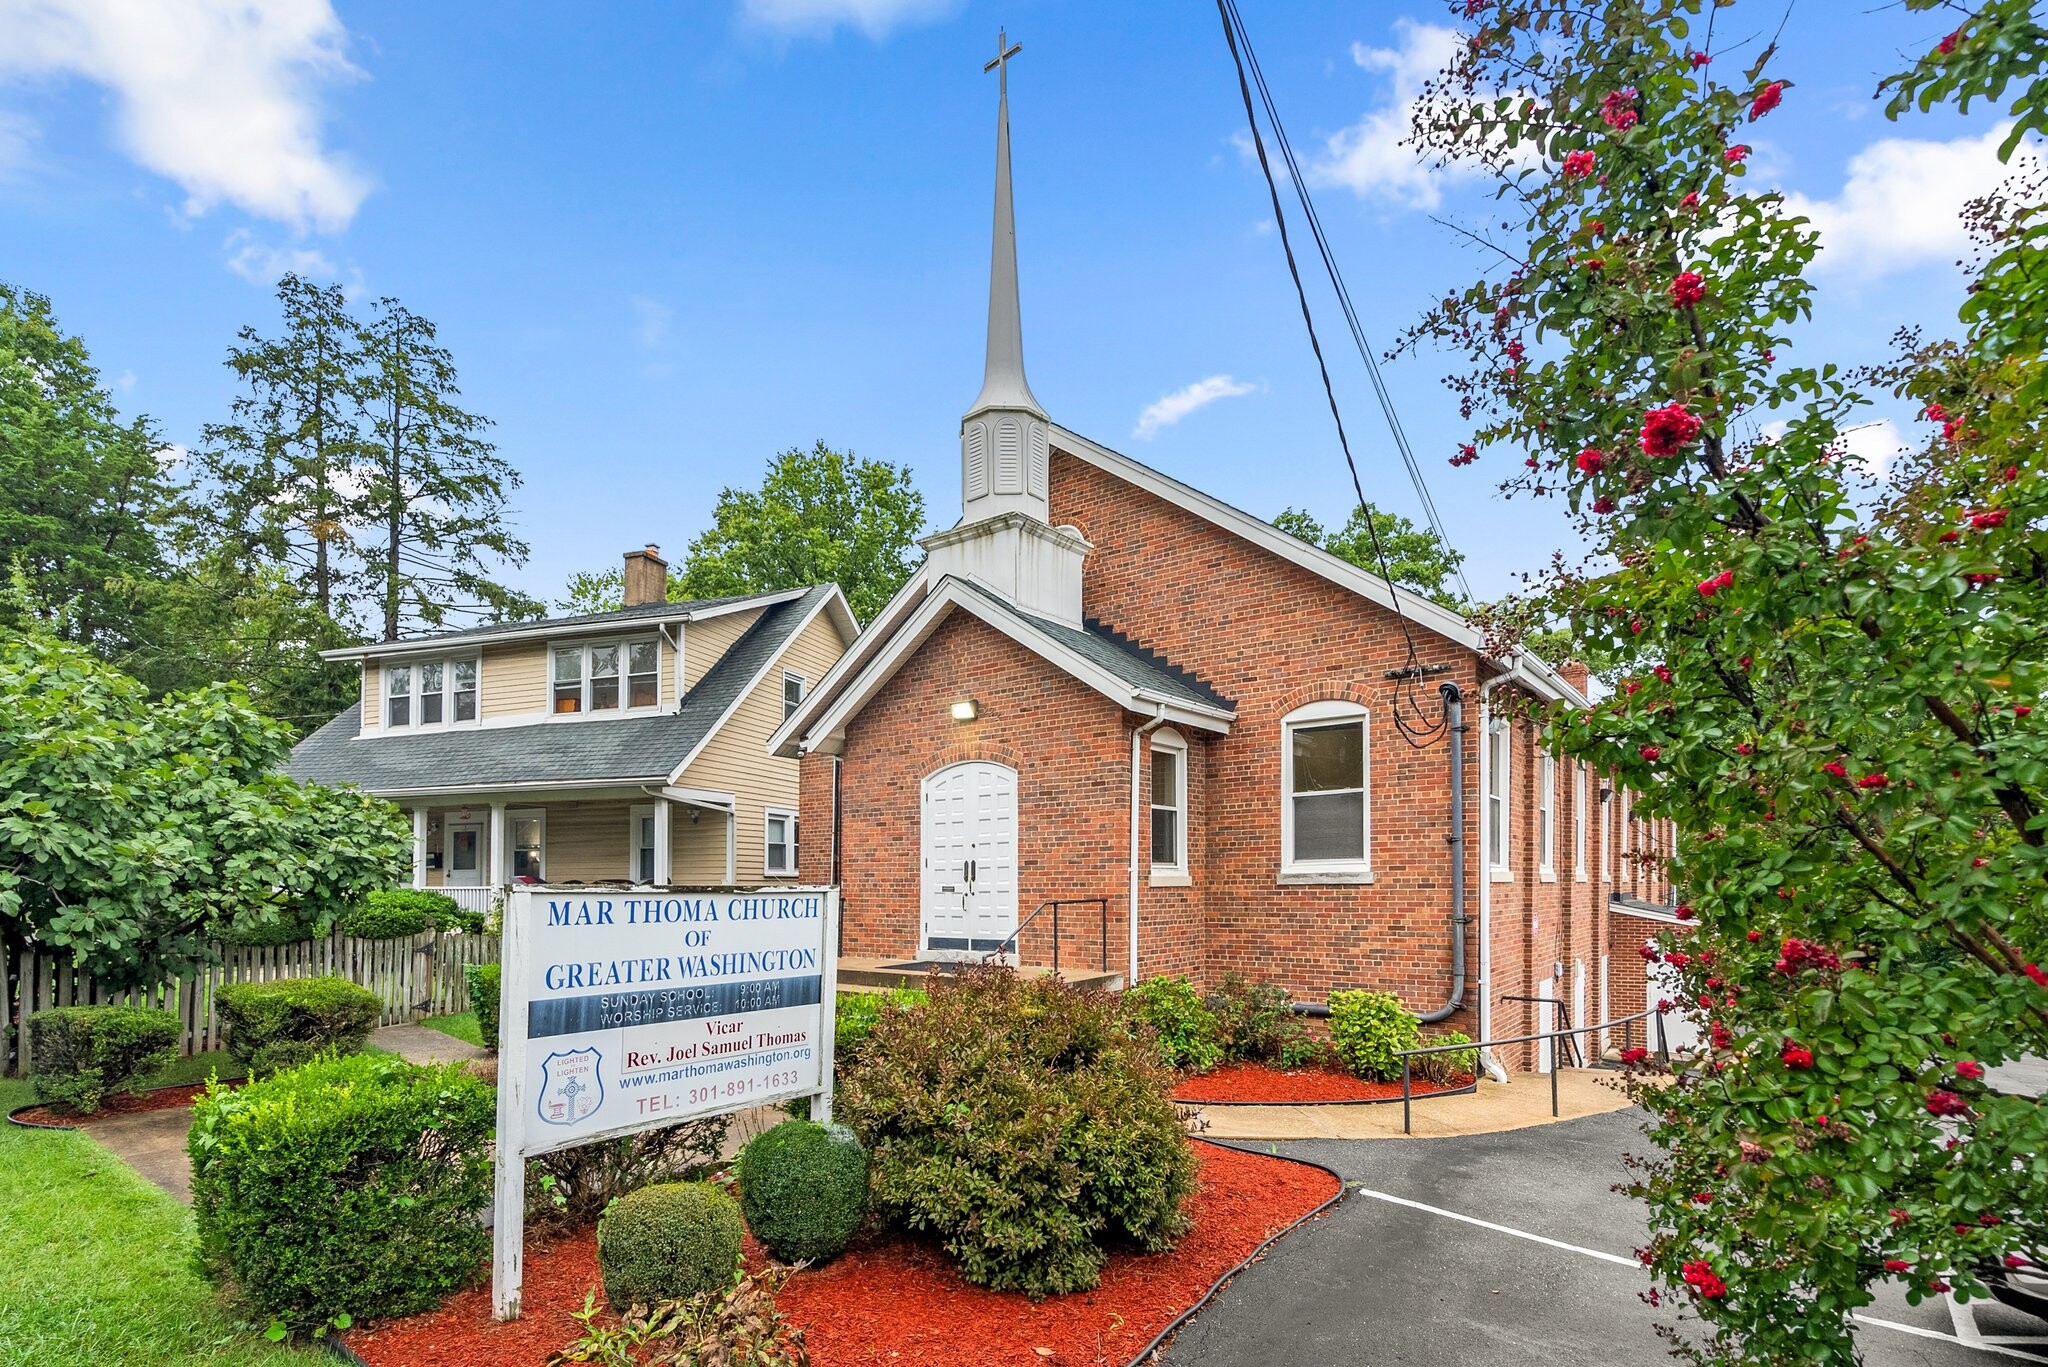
(1171, 1062), (1474, 1105)
(345, 1143), (1339, 1367)
(10, 1083), (212, 1128)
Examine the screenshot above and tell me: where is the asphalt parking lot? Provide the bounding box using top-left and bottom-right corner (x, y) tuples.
(1166, 1108), (2048, 1366)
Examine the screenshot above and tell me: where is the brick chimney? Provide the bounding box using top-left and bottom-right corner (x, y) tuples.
(622, 544), (667, 607)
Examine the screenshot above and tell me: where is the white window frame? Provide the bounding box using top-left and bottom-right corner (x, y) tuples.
(629, 803), (657, 885)
(1279, 700), (1372, 884)
(1486, 714), (1513, 881)
(1538, 748), (1557, 882)
(508, 807), (547, 883)
(548, 637), (663, 719)
(1599, 774), (1611, 882)
(1619, 788), (1633, 884)
(1573, 762), (1589, 882)
(764, 807), (798, 878)
(1149, 728), (1190, 886)
(381, 654), (482, 731)
(781, 671), (807, 721)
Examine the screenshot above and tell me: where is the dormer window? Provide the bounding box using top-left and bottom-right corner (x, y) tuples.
(552, 639), (662, 717)
(384, 656), (480, 730)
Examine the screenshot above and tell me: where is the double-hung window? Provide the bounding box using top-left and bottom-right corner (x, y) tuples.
(1573, 763), (1588, 881)
(383, 656), (479, 729)
(1150, 731), (1188, 879)
(509, 810), (545, 881)
(1281, 702), (1369, 880)
(552, 639), (661, 716)
(1486, 715), (1512, 878)
(1538, 749), (1557, 880)
(782, 672), (807, 720)
(765, 809), (798, 877)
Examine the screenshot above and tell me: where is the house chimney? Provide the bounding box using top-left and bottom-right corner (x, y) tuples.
(622, 544), (667, 607)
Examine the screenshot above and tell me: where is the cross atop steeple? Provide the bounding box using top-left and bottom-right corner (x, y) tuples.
(984, 28), (1021, 91)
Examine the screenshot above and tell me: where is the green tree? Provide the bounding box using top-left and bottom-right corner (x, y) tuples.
(557, 565), (627, 615)
(1272, 503), (1467, 608)
(195, 273), (366, 626)
(355, 297), (541, 640)
(0, 282), (175, 653)
(1406, 2), (2048, 1360)
(0, 632), (409, 986)
(673, 441), (924, 623)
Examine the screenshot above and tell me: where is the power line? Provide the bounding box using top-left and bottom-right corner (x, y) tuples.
(1215, 0), (1453, 747)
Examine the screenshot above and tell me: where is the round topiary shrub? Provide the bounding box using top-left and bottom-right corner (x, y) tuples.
(839, 966), (1196, 1299)
(738, 1119), (869, 1264)
(596, 1180), (744, 1311)
(1327, 989), (1422, 1082)
(216, 976), (382, 1075)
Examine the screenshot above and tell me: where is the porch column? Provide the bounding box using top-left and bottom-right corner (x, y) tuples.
(411, 807), (429, 887)
(489, 801), (508, 886)
(725, 807), (737, 884)
(653, 799), (672, 885)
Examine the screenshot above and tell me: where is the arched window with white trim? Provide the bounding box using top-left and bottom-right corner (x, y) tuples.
(1280, 700), (1371, 882)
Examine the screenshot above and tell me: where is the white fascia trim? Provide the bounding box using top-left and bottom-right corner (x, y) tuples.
(667, 587), (848, 784)
(319, 587), (815, 663)
(768, 567), (935, 757)
(354, 777), (669, 800)
(1050, 424), (1589, 708)
(793, 577), (1234, 755)
(656, 785), (736, 810)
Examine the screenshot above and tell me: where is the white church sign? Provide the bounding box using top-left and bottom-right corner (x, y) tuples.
(491, 884), (841, 1319)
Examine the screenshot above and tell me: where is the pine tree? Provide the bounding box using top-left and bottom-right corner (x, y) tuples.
(355, 298), (541, 640)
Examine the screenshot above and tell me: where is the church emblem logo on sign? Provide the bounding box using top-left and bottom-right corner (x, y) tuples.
(537, 1048), (604, 1126)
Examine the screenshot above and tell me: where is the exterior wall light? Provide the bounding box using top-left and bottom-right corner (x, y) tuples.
(950, 698), (979, 722)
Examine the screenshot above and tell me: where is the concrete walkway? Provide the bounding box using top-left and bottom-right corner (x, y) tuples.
(1190, 1068), (1639, 1141)
(371, 1023), (489, 1065)
(85, 1108), (196, 1203)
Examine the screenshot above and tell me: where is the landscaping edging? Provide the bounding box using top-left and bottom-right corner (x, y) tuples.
(1123, 1139), (1347, 1366)
(6, 1080), (214, 1130)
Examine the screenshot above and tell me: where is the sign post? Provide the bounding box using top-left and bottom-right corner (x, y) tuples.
(492, 884), (841, 1321)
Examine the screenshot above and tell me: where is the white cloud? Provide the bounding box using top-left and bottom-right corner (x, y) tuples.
(1782, 124), (2040, 278)
(1305, 20), (1478, 211)
(0, 0), (368, 231)
(1836, 418), (1910, 478)
(737, 0), (957, 38)
(629, 296), (673, 349)
(1133, 375), (1257, 440)
(223, 229), (335, 285)
(0, 108), (34, 173)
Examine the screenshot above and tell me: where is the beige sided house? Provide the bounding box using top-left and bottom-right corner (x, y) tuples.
(287, 547), (857, 915)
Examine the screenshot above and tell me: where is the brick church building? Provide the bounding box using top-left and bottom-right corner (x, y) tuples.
(771, 47), (1675, 1068)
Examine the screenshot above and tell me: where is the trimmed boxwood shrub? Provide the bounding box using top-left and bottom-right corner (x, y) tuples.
(1327, 989), (1421, 1082)
(738, 1120), (868, 1264)
(838, 966), (1196, 1298)
(188, 1052), (495, 1330)
(465, 963), (501, 1050)
(27, 1005), (180, 1113)
(1124, 975), (1223, 1073)
(217, 976), (381, 1075)
(337, 888), (482, 938)
(597, 1180), (745, 1311)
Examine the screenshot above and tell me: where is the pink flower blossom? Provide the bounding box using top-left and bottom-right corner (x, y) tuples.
(1601, 89), (1640, 131)
(1749, 82), (1784, 120)
(1956, 1060), (1985, 1080)
(1640, 745), (1661, 761)
(1725, 144), (1750, 164)
(1591, 495), (1617, 514)
(1640, 402), (1703, 458)
(1689, 51), (1711, 68)
(1575, 447), (1606, 475)
(1884, 1259), (1912, 1273)
(1562, 149), (1597, 178)
(1450, 444), (1478, 467)
(1781, 1041), (1814, 1069)
(1971, 509), (2008, 529)
(1669, 271), (1706, 308)
(1925, 1089), (1970, 1117)
(1856, 773), (1890, 789)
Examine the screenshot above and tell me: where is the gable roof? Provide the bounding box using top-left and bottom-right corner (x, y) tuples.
(319, 586), (817, 662)
(290, 585), (846, 796)
(1048, 425), (1588, 707)
(774, 575), (1234, 757)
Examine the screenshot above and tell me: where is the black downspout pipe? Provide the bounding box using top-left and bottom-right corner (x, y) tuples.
(1294, 681), (1471, 1022)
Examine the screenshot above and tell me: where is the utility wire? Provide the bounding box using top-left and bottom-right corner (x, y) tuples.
(1215, 0), (1451, 747)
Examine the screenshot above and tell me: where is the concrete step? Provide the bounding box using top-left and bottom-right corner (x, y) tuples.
(838, 957), (1124, 993)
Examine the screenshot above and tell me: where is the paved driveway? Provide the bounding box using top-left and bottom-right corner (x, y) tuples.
(1166, 1109), (2048, 1365)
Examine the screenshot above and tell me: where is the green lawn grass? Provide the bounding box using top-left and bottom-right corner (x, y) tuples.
(420, 1011), (483, 1047)
(0, 1078), (323, 1367)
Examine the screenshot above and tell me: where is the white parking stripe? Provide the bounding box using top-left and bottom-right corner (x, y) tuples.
(1349, 1187), (2047, 1362)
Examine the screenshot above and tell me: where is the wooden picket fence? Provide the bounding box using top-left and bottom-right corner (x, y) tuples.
(2, 931), (499, 1077)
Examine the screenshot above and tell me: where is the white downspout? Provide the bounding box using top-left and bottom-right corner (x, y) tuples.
(1128, 705), (1169, 986)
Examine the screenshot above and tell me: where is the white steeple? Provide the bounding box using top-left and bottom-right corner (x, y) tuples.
(926, 27), (1089, 627)
(959, 27), (1051, 525)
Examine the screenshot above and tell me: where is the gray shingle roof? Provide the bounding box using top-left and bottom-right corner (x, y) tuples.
(288, 586), (834, 793)
(950, 579), (1233, 714)
(362, 587), (800, 650)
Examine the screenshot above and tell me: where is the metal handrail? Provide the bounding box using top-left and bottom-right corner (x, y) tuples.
(984, 898), (1111, 977)
(1393, 1005), (1672, 1134)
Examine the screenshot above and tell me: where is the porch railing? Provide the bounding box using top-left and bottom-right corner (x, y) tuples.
(1393, 1004), (1672, 1134)
(985, 898), (1111, 978)
(430, 886), (500, 917)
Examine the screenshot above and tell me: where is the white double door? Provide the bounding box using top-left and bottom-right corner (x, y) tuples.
(920, 762), (1019, 960)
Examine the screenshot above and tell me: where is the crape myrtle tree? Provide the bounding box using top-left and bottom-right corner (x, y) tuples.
(0, 632), (410, 987)
(1403, 0), (2048, 1360)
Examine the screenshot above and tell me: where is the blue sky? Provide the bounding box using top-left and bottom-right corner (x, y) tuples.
(0, 0), (2025, 611)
